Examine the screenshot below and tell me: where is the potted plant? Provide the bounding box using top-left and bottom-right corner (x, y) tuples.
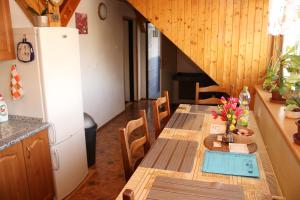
(263, 50), (286, 103)
(27, 0), (49, 27)
(280, 45), (300, 118)
(285, 96), (300, 119)
(294, 120), (300, 145)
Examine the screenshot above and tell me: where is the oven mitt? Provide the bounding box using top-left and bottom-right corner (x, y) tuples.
(11, 64), (24, 100)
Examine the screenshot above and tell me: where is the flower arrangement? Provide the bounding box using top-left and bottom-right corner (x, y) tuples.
(211, 97), (244, 132)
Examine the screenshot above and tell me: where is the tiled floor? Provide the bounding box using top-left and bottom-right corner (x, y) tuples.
(69, 100), (165, 200)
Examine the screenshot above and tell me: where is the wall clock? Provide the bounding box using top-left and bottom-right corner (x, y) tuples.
(98, 2), (107, 20)
(50, 0), (64, 6)
(17, 37), (34, 63)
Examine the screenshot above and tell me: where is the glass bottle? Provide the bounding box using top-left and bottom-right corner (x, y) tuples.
(238, 86), (251, 127)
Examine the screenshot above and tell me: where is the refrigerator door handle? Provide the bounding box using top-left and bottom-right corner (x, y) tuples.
(50, 122), (57, 145)
(52, 149), (60, 171)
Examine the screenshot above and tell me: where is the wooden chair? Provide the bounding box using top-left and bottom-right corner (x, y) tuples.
(152, 91), (171, 138)
(119, 110), (151, 181)
(123, 189), (134, 200)
(195, 82), (227, 105)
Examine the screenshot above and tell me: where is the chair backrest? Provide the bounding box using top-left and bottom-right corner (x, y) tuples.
(152, 91), (171, 138)
(123, 189), (134, 200)
(195, 82), (227, 105)
(119, 110), (150, 181)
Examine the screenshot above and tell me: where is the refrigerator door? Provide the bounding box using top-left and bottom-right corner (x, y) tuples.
(51, 128), (88, 200)
(37, 27), (84, 144)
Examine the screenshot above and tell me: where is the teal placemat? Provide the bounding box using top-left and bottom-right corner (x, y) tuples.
(202, 150), (259, 178)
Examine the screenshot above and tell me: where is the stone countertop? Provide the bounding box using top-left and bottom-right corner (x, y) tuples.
(0, 115), (50, 151)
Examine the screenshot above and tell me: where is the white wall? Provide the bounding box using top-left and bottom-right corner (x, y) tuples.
(3, 0), (135, 127)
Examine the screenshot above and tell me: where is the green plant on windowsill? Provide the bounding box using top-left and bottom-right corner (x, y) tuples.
(262, 56), (280, 92)
(263, 51), (286, 102)
(285, 96), (300, 118)
(262, 48), (287, 96)
(280, 45), (300, 118)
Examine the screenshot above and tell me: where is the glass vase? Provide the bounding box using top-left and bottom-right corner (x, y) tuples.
(225, 121), (234, 143)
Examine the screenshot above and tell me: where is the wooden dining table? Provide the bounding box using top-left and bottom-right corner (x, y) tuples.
(116, 105), (283, 200)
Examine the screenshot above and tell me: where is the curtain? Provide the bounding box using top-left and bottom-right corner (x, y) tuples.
(268, 0), (300, 36)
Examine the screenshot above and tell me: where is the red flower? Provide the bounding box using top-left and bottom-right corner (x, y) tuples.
(235, 107), (243, 117)
(211, 111), (218, 119)
(231, 103), (237, 110)
(221, 115), (226, 121)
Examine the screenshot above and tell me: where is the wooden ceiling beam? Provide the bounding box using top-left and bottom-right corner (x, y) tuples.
(60, 0), (80, 26)
(15, 0), (81, 27)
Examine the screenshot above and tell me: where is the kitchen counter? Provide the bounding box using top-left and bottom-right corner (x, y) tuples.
(0, 115), (50, 151)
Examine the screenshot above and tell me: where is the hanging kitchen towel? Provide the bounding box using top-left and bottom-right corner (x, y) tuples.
(11, 64), (24, 100)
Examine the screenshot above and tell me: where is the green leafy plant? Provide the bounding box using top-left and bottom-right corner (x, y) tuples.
(263, 59), (280, 92)
(263, 50), (285, 93)
(281, 45), (300, 99)
(285, 96), (300, 112)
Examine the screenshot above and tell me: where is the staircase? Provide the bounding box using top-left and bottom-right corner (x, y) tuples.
(128, 0), (273, 97)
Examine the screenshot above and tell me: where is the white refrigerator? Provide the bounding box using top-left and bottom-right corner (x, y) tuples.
(4, 27), (88, 200)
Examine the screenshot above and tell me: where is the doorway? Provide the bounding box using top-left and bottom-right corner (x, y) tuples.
(146, 23), (161, 99)
(123, 19), (135, 103)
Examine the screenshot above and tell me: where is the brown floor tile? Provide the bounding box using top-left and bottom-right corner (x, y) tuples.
(69, 100), (169, 200)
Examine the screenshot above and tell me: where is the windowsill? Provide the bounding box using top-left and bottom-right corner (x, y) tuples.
(255, 85), (300, 164)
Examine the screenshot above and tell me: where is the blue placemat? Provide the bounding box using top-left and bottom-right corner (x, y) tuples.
(202, 150), (259, 178)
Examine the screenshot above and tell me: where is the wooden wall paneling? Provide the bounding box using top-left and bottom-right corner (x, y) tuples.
(236, 0), (249, 97)
(152, 0), (159, 30)
(183, 0), (191, 56)
(158, 0), (164, 33)
(259, 0), (271, 83)
(216, 0), (226, 85)
(190, 0), (198, 62)
(204, 0), (211, 74)
(229, 0), (241, 97)
(177, 1), (184, 50)
(127, 0), (273, 100)
(210, 0), (219, 81)
(197, 0), (205, 68)
(244, 0), (256, 92)
(171, 0), (177, 45)
(223, 0), (233, 94)
(145, 0), (152, 22)
(251, 0), (264, 95)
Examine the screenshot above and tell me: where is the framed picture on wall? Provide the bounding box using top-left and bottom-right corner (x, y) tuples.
(75, 13), (88, 34)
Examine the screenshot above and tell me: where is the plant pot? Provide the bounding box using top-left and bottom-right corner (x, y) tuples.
(33, 16), (49, 27)
(285, 110), (300, 119)
(293, 120), (300, 145)
(270, 91), (286, 104)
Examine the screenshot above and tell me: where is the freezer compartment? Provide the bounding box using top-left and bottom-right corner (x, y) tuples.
(51, 128), (88, 200)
